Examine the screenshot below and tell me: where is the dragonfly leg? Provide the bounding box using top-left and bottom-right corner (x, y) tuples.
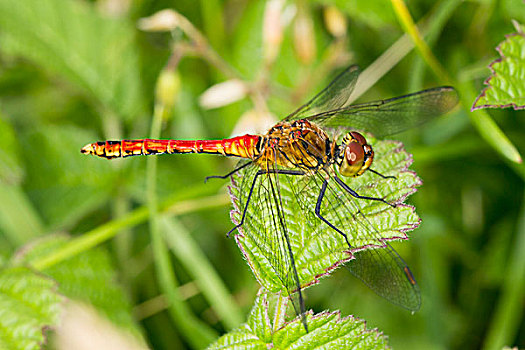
(315, 180), (353, 249)
(204, 161), (253, 183)
(227, 169), (305, 237)
(333, 175), (395, 207)
(368, 168), (396, 179)
(227, 167), (309, 331)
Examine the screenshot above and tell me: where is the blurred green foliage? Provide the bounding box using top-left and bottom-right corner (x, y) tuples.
(0, 0), (524, 349)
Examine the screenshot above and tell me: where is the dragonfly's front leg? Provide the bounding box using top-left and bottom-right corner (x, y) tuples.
(368, 168), (396, 179)
(227, 169), (305, 237)
(333, 175), (396, 207)
(315, 180), (353, 249)
(315, 176), (395, 248)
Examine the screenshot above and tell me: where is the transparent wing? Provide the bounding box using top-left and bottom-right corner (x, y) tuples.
(230, 159), (308, 329)
(307, 87), (459, 137)
(347, 243), (420, 311)
(288, 170), (421, 311)
(283, 65), (360, 122)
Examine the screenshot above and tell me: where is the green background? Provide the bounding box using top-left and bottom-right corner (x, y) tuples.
(0, 0), (523, 349)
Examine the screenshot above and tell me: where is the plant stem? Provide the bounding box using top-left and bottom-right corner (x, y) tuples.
(30, 190), (228, 271)
(390, 0), (451, 84)
(147, 69), (217, 347)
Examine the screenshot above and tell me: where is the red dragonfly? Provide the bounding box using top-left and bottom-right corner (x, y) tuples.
(82, 65), (458, 330)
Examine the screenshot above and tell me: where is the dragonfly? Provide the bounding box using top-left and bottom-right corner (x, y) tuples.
(81, 65), (458, 331)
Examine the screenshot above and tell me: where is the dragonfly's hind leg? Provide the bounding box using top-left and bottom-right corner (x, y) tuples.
(227, 169), (305, 237)
(204, 161), (254, 183)
(368, 168), (396, 179)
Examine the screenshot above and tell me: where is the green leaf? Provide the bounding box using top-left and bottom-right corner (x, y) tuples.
(207, 293), (389, 349)
(14, 235), (143, 339)
(228, 136), (421, 296)
(472, 23), (525, 110)
(0, 0), (146, 119)
(0, 266), (62, 350)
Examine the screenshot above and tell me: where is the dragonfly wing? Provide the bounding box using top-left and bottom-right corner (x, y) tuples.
(346, 243), (421, 311)
(313, 169), (421, 311)
(229, 160), (308, 329)
(284, 65), (360, 122)
(308, 86), (459, 137)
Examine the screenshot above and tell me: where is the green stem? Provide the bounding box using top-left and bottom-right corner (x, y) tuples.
(459, 81), (523, 165)
(408, 0), (463, 91)
(352, 0), (458, 100)
(161, 216), (243, 329)
(390, 0), (451, 84)
(30, 208), (145, 271)
(29, 188), (228, 271)
(390, 0), (522, 165)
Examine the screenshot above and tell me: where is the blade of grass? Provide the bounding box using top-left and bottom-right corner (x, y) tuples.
(146, 66), (217, 347)
(390, 0), (522, 165)
(351, 0), (460, 100)
(482, 191), (525, 350)
(390, 0), (451, 83)
(408, 0), (463, 91)
(29, 187), (228, 271)
(459, 82), (523, 165)
(161, 215), (243, 329)
(350, 31), (414, 102)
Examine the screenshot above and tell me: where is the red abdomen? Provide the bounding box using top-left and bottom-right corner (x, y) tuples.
(81, 135), (261, 160)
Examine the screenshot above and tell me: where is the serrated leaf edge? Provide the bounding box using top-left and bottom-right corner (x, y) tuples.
(472, 30), (525, 111)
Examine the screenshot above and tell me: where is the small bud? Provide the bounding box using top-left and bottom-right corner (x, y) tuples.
(138, 9), (179, 32)
(199, 79), (248, 110)
(323, 6), (347, 38)
(155, 68), (181, 109)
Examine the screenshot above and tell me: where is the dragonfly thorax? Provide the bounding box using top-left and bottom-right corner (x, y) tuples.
(335, 131), (374, 177)
(256, 120), (331, 172)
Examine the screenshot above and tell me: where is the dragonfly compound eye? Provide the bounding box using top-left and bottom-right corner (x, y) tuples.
(337, 132), (374, 177)
(349, 131), (367, 146)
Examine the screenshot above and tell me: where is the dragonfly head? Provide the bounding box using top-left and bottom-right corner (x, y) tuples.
(335, 131), (374, 177)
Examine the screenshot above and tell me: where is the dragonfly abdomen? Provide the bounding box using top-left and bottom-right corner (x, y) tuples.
(81, 135), (262, 160)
